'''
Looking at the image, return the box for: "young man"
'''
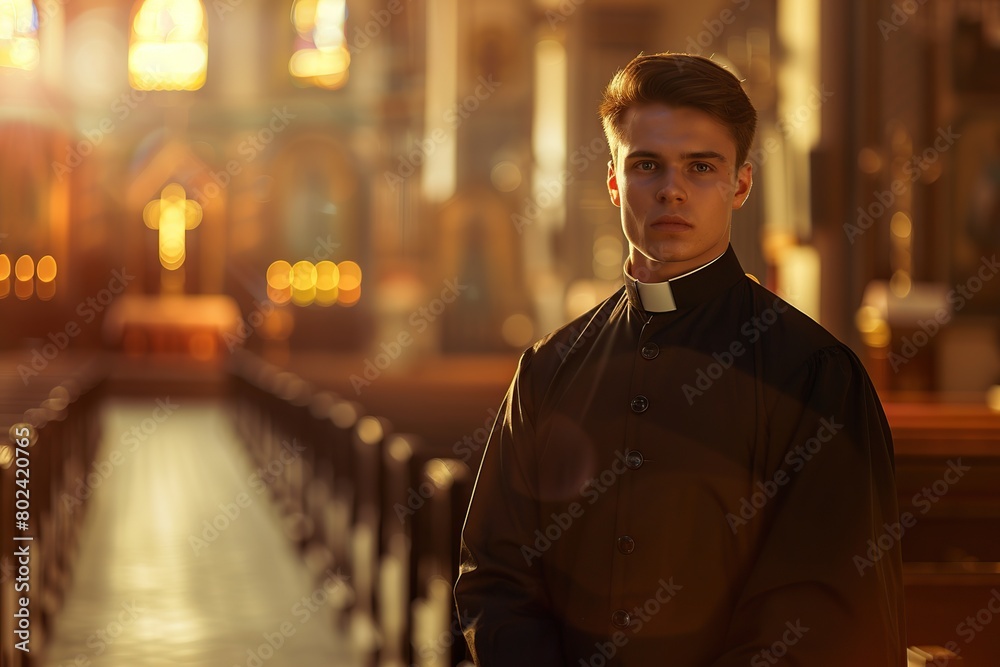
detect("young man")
[455,53,906,666]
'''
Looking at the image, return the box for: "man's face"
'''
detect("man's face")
[607,103,752,282]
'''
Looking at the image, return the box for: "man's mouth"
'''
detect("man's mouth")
[651,215,692,231]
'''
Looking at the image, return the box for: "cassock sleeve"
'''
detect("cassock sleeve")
[711,346,907,667]
[453,348,564,665]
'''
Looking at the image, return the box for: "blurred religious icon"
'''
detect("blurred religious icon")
[143,183,203,271]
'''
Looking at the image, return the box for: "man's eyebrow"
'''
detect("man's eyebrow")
[682,151,728,162]
[624,150,729,162]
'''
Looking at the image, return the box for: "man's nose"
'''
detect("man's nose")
[656,170,686,202]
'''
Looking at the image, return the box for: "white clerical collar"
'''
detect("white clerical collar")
[623,252,726,313]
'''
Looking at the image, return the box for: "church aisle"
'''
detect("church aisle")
[43,399,356,667]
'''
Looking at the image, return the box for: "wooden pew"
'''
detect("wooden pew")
[0,357,106,667]
[408,456,474,667]
[227,350,484,666]
[886,399,1000,666]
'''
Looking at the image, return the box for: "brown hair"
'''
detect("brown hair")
[599,53,757,169]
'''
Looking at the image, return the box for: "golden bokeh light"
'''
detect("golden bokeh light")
[987,385,1000,414]
[315,287,339,307]
[356,415,384,445]
[0,254,9,281]
[267,261,293,290]
[288,46,350,79]
[315,260,340,290]
[36,255,57,282]
[338,286,361,307]
[890,270,912,298]
[129,0,208,91]
[144,184,202,270]
[291,261,318,291]
[0,0,40,72]
[426,458,455,491]
[855,305,891,349]
[501,313,535,348]
[14,255,34,281]
[267,258,361,307]
[890,212,912,239]
[0,444,13,470]
[291,285,317,307]
[337,261,362,290]
[289,0,350,90]
[388,436,412,463]
[490,161,522,193]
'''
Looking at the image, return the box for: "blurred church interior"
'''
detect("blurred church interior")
[1,0,1000,665]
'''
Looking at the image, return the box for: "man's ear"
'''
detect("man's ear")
[607,160,621,207]
[732,161,753,210]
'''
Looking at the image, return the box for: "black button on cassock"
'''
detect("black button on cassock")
[617,535,635,554]
[625,450,644,470]
[640,343,659,360]
[630,395,649,413]
[611,609,631,628]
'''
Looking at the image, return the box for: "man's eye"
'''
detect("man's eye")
[636,161,655,171]
[692,162,713,173]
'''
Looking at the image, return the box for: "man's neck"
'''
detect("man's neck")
[625,250,727,284]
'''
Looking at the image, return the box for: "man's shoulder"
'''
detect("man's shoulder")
[747,281,842,354]
[517,286,626,373]
[746,281,872,381]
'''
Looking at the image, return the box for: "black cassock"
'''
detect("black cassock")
[454,245,906,666]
